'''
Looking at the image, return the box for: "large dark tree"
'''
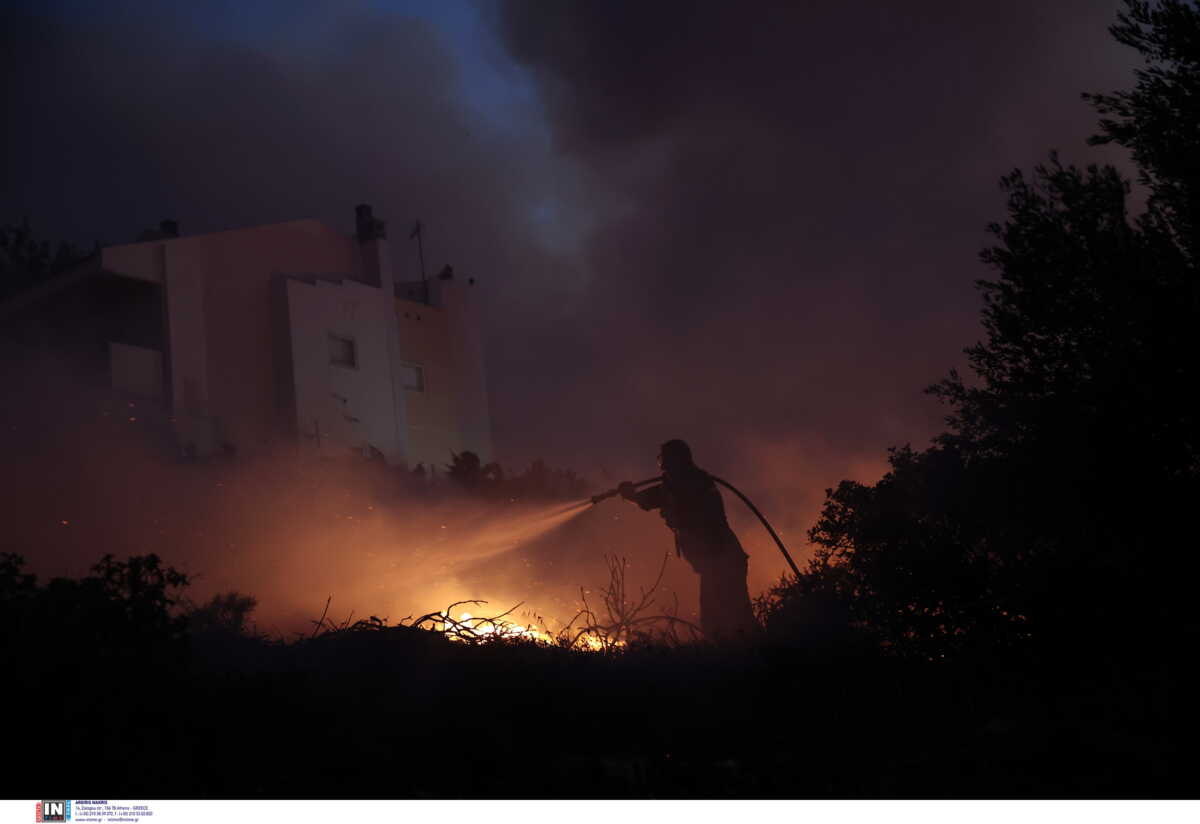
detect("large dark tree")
[1086,0,1200,262]
[779,0,1198,658]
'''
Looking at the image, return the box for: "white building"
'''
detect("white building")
[51,205,491,467]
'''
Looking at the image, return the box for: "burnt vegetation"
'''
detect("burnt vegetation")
[2,0,1186,799]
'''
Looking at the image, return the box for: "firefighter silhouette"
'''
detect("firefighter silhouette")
[619,439,758,639]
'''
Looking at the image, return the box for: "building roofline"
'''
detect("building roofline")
[103,217,347,252]
[0,213,374,318]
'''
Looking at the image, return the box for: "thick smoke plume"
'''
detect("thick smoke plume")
[2,353,692,633]
[3,1,1138,603]
[488,0,1137,590]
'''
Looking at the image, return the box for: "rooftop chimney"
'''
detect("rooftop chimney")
[159,219,179,238]
[355,203,392,293]
[355,203,386,242]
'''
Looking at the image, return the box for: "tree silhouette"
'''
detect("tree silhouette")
[444,450,481,485]
[790,0,1198,658]
[445,450,504,491]
[187,591,259,636]
[0,218,88,299]
[1085,0,1200,261]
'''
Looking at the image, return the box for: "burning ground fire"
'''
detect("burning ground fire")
[291,495,704,648]
[402,551,696,650]
[308,597,624,651]
[34,468,706,649]
[421,603,618,651]
[10,418,704,647]
[306,550,695,652]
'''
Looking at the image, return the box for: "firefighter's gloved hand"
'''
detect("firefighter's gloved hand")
[617,481,637,501]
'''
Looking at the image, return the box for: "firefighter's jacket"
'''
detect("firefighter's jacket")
[630,468,745,564]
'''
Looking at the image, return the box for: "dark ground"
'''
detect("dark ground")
[3,555,1171,799]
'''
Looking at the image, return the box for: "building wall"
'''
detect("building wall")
[394,278,493,469]
[161,245,213,453]
[286,277,408,463]
[181,220,361,455]
[431,279,493,462]
[100,216,491,467]
[109,342,163,400]
[102,241,162,285]
[394,296,458,469]
[105,220,361,456]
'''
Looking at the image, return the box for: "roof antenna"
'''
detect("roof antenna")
[409,219,428,303]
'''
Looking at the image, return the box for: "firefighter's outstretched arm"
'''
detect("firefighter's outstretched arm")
[620,481,664,511]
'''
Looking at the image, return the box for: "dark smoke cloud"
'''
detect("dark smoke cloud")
[3,1,1141,595]
[486,0,1138,585]
[0,0,616,612]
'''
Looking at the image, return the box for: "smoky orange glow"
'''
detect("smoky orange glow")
[2,356,897,640]
[0,363,679,635]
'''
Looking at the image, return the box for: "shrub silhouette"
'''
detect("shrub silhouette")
[186,591,259,637]
[1,552,190,672]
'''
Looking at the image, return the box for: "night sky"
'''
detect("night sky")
[3,0,1138,563]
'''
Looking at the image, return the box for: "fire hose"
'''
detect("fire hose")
[590,475,802,579]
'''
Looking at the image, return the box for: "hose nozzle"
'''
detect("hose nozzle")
[589,476,662,506]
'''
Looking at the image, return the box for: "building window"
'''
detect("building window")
[328,333,357,368]
[401,362,424,391]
